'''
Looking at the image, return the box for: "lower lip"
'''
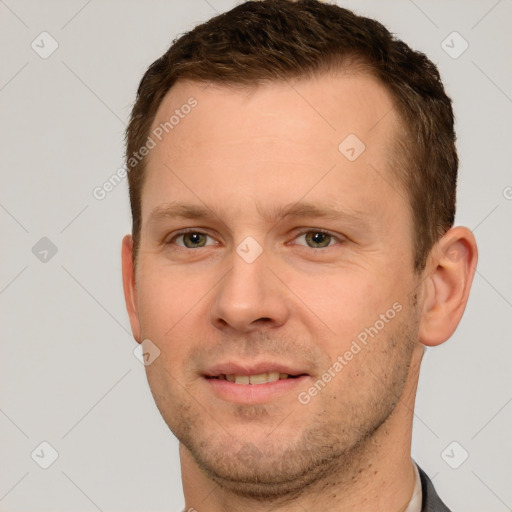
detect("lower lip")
[204,376,310,404]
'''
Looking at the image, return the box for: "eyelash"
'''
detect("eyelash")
[165,228,344,251]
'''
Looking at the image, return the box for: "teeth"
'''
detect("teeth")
[267,372,280,382]
[223,372,290,385]
[234,375,250,385]
[249,373,267,385]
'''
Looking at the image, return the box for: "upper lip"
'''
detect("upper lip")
[204,361,309,377]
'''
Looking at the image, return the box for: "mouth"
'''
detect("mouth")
[205,372,307,385]
[203,364,311,404]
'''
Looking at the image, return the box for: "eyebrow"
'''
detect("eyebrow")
[147,202,216,224]
[146,201,372,228]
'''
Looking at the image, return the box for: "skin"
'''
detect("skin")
[122,72,478,511]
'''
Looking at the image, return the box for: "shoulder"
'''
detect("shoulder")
[418,465,452,512]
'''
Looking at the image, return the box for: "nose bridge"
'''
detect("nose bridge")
[210,239,288,331]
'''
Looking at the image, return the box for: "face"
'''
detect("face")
[124,73,423,498]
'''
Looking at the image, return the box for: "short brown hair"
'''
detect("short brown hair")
[125,0,457,273]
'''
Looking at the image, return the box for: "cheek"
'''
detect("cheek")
[289,268,395,343]
[321,305,415,401]
[136,266,210,368]
[136,263,194,335]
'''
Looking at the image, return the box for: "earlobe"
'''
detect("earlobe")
[121,234,142,343]
[418,227,478,347]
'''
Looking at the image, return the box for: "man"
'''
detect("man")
[121,1,477,510]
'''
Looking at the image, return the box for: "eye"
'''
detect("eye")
[169,231,217,249]
[294,230,342,249]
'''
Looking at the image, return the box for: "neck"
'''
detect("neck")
[180,344,424,512]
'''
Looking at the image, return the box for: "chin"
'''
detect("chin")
[190,437,338,501]
[178,418,357,502]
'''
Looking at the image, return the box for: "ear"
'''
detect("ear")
[418,226,478,347]
[122,234,142,343]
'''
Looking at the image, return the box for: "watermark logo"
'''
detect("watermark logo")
[441,441,469,469]
[236,236,263,264]
[237,442,264,465]
[31,31,59,59]
[31,441,59,469]
[338,133,366,162]
[444,243,467,263]
[441,31,469,59]
[133,339,161,366]
[32,237,58,263]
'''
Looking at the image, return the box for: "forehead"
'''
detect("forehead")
[151,71,397,150]
[142,72,405,227]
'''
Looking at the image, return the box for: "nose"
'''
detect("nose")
[210,247,290,333]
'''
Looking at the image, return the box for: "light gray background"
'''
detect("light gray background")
[0,1,511,511]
